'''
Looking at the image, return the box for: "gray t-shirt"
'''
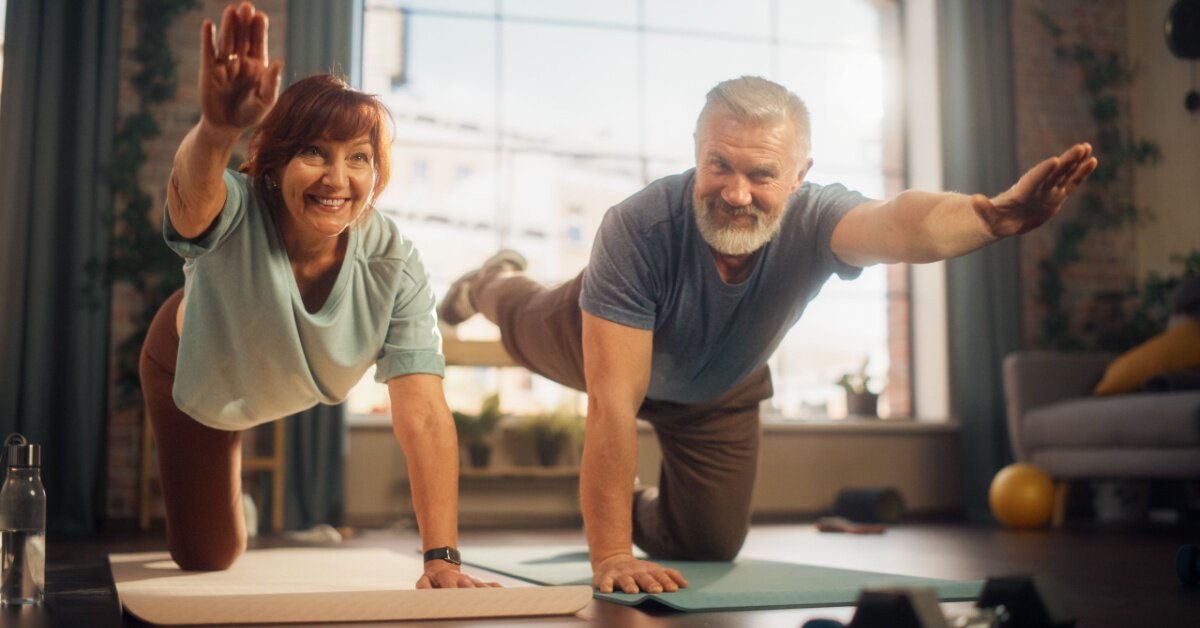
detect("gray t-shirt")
[165,169,444,430]
[580,169,866,404]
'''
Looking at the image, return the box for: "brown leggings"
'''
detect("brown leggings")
[487,273,774,560]
[139,289,247,570]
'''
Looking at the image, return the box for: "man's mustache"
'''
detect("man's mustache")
[705,197,766,219]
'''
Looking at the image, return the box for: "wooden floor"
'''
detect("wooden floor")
[16,521,1200,627]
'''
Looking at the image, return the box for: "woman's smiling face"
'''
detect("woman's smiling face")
[277,134,376,239]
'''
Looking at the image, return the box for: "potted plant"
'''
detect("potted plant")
[452,393,503,468]
[836,358,879,418]
[520,411,584,467]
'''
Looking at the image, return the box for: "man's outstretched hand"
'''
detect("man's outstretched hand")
[971,142,1098,238]
[592,553,689,594]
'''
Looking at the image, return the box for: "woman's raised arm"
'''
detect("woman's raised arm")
[168,2,284,239]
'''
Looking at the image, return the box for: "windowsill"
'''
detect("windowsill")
[757,416,959,434]
[346,412,959,433]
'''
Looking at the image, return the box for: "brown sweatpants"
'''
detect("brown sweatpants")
[489,272,774,560]
[139,289,247,571]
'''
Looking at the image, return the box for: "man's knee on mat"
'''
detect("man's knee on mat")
[677,530,747,562]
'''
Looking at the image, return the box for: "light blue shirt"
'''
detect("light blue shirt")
[165,169,443,430]
[580,170,866,404]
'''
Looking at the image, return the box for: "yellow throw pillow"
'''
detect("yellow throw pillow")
[1093,318,1200,395]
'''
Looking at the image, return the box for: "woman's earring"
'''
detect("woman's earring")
[265,173,279,191]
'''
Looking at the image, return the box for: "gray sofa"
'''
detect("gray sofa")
[1002,351,1200,523]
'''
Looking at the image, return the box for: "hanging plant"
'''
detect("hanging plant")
[1033,12,1162,351]
[93,0,200,407]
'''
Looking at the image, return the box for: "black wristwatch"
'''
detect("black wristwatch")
[423,546,461,566]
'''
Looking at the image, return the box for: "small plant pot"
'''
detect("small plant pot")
[535,439,563,467]
[467,442,492,468]
[846,391,879,417]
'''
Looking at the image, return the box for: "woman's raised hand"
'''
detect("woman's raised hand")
[200,2,284,132]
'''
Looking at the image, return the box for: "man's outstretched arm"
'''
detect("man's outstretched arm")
[831,143,1098,267]
[580,311,689,594]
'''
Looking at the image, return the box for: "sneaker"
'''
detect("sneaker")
[438,249,527,325]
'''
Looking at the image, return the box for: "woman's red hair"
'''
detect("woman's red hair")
[242,74,392,207]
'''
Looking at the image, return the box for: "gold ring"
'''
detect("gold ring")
[223,52,239,62]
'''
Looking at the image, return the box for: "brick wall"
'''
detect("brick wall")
[1011,0,1137,349]
[885,263,911,417]
[106,0,287,524]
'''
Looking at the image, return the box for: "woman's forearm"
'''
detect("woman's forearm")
[168,118,242,239]
[395,410,460,550]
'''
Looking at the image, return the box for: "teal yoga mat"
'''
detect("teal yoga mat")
[466,546,982,612]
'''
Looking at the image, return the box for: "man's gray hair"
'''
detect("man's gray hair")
[697,76,811,160]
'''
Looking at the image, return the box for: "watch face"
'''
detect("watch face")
[1167,0,1200,59]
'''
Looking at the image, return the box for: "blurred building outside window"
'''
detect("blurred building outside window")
[349,0,908,424]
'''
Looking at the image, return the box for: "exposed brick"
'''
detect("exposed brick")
[1012,0,1137,349]
[105,0,287,525]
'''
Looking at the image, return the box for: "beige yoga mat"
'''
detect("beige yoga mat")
[109,547,592,625]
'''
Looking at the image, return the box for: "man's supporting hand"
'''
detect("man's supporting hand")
[591,553,689,594]
[973,142,1098,237]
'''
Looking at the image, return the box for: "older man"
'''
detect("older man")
[439,76,1096,595]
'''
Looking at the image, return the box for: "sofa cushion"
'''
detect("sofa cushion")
[1029,448,1200,478]
[1093,318,1200,395]
[1022,391,1200,450]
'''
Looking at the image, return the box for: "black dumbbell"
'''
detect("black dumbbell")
[800,575,1075,628]
[1179,545,1199,586]
[977,575,1075,628]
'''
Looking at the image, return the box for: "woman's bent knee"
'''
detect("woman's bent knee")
[168,532,246,571]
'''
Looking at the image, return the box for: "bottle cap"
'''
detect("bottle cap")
[6,443,41,468]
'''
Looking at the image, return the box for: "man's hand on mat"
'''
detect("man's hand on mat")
[592,554,689,594]
[417,563,502,589]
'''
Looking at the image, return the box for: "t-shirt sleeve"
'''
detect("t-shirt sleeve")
[810,182,870,281]
[374,244,446,383]
[579,206,662,330]
[163,169,247,259]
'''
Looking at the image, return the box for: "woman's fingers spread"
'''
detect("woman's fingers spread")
[234,2,254,56]
[200,20,216,70]
[259,58,284,103]
[218,4,238,56]
[249,11,268,61]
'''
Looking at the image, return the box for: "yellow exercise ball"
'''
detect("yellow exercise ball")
[989,463,1055,528]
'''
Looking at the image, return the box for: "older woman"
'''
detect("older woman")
[138,2,493,588]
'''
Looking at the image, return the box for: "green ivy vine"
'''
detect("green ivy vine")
[100,0,200,407]
[1033,12,1198,352]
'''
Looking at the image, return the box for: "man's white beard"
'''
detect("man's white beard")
[694,196,783,256]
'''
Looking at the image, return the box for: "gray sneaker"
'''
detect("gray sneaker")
[438,249,527,325]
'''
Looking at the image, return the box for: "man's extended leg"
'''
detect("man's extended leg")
[632,367,773,561]
[444,256,588,392]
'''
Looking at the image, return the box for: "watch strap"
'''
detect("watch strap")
[423,546,461,565]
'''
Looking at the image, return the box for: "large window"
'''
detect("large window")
[352,0,908,420]
[1,0,6,118]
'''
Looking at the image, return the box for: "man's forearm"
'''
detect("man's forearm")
[880,190,997,263]
[580,406,640,567]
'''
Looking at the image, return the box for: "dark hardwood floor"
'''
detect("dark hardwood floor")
[12,521,1200,627]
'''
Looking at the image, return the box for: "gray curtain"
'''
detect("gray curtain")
[937,0,1022,522]
[280,0,364,530]
[0,0,121,534]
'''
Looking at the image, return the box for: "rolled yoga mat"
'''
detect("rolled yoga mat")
[109,547,591,625]
[465,546,982,612]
